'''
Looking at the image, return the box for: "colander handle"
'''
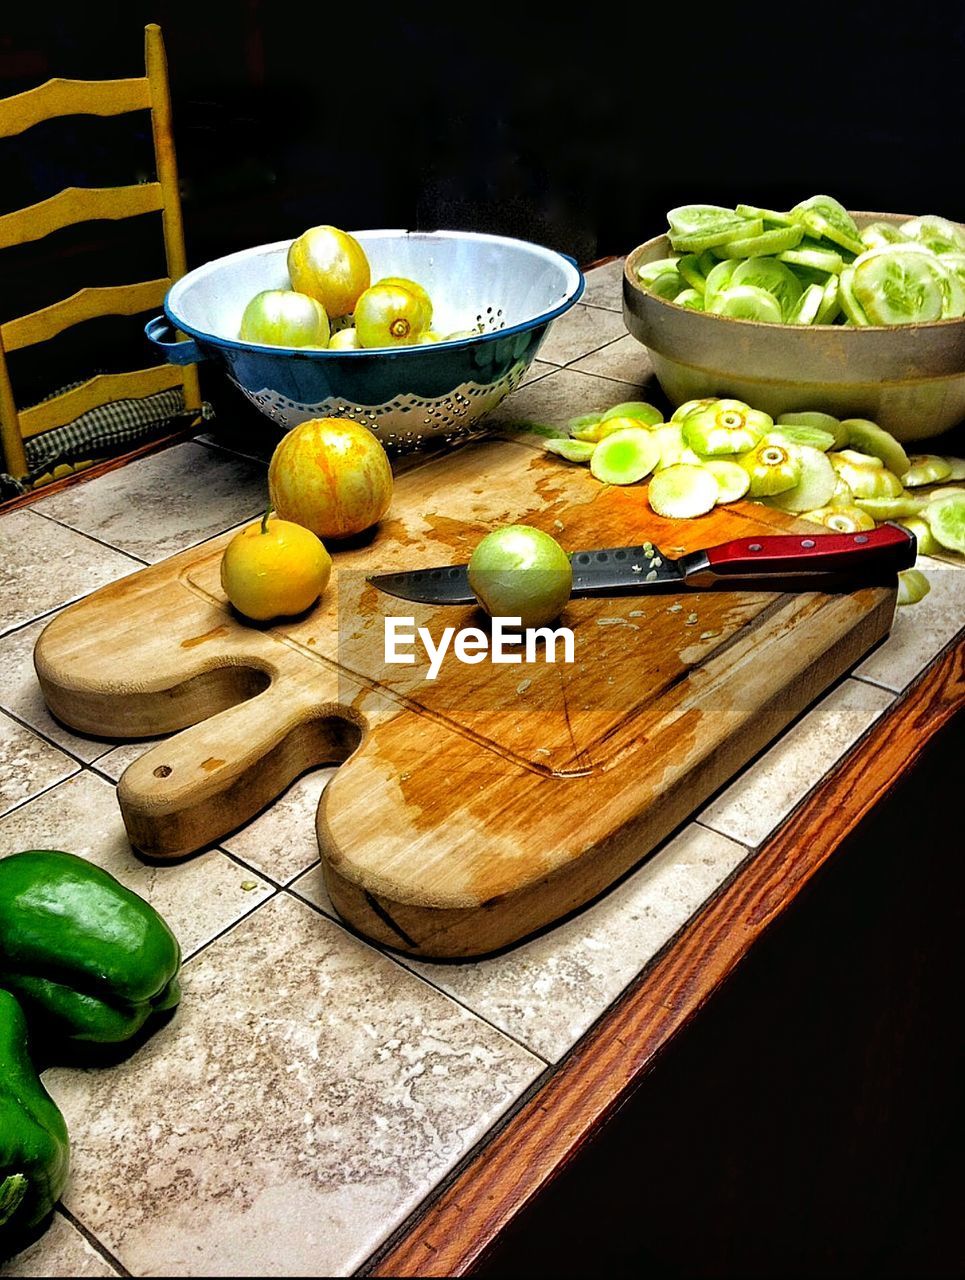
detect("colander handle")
[145,315,206,365]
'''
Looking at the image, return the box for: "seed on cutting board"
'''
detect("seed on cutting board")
[668,603,683,612]
[516,679,532,694]
[700,630,722,640]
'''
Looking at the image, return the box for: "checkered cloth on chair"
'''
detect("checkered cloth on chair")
[1,382,212,498]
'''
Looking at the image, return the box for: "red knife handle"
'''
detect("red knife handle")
[704,523,916,577]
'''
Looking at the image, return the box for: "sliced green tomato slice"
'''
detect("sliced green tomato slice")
[900,215,965,255]
[677,254,706,294]
[896,569,931,606]
[670,220,764,253]
[902,455,952,487]
[942,456,965,480]
[675,288,705,310]
[738,436,802,497]
[648,464,720,518]
[707,284,783,323]
[652,423,688,469]
[778,411,847,448]
[636,257,682,285]
[682,399,771,456]
[666,204,745,237]
[859,222,910,251]
[600,401,663,426]
[732,257,803,319]
[814,273,841,325]
[703,260,740,311]
[801,504,876,533]
[671,398,719,424]
[842,419,910,478]
[563,417,601,442]
[589,428,661,485]
[925,494,965,553]
[852,493,924,520]
[777,241,846,275]
[667,206,762,252]
[712,224,804,260]
[770,424,836,451]
[791,196,864,255]
[932,257,965,317]
[851,251,944,324]
[764,446,836,511]
[901,516,939,557]
[648,270,685,301]
[939,253,965,290]
[736,203,795,226]
[544,438,597,462]
[703,458,750,504]
[830,449,904,499]
[787,282,825,325]
[838,268,870,325]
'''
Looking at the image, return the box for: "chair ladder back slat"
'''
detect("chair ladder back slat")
[0,184,164,250]
[1,279,172,353]
[0,77,151,140]
[18,365,185,440]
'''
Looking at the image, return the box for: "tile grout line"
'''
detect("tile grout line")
[560,332,631,368]
[283,885,553,1068]
[0,704,113,769]
[24,507,151,567]
[55,1204,131,1277]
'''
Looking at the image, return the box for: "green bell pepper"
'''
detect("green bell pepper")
[0,851,182,1045]
[0,988,69,1248]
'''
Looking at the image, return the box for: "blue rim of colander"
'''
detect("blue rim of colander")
[162,229,585,360]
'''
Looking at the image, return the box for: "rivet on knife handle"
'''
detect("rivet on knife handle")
[703,523,916,577]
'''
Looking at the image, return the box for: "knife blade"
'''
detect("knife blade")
[367,523,916,606]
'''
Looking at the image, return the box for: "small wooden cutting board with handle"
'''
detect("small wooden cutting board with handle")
[35,436,895,957]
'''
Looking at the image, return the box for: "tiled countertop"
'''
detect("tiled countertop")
[1,260,963,1278]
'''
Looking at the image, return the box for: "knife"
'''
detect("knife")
[367,523,916,606]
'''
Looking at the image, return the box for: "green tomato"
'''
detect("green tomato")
[287,225,371,318]
[355,283,426,348]
[467,526,572,628]
[239,290,330,349]
[328,327,360,350]
[377,277,434,332]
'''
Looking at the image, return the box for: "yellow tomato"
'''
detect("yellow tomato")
[268,418,393,541]
[220,514,332,622]
[287,226,370,318]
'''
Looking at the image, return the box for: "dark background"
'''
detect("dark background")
[2,2,964,404]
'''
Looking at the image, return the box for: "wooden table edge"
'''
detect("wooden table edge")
[368,636,964,1278]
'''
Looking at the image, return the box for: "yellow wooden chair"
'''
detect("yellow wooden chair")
[0,23,201,481]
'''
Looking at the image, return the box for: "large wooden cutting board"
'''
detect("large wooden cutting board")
[35,436,895,957]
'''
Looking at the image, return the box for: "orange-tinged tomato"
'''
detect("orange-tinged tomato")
[220,515,332,622]
[268,418,393,540]
[287,226,370,318]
